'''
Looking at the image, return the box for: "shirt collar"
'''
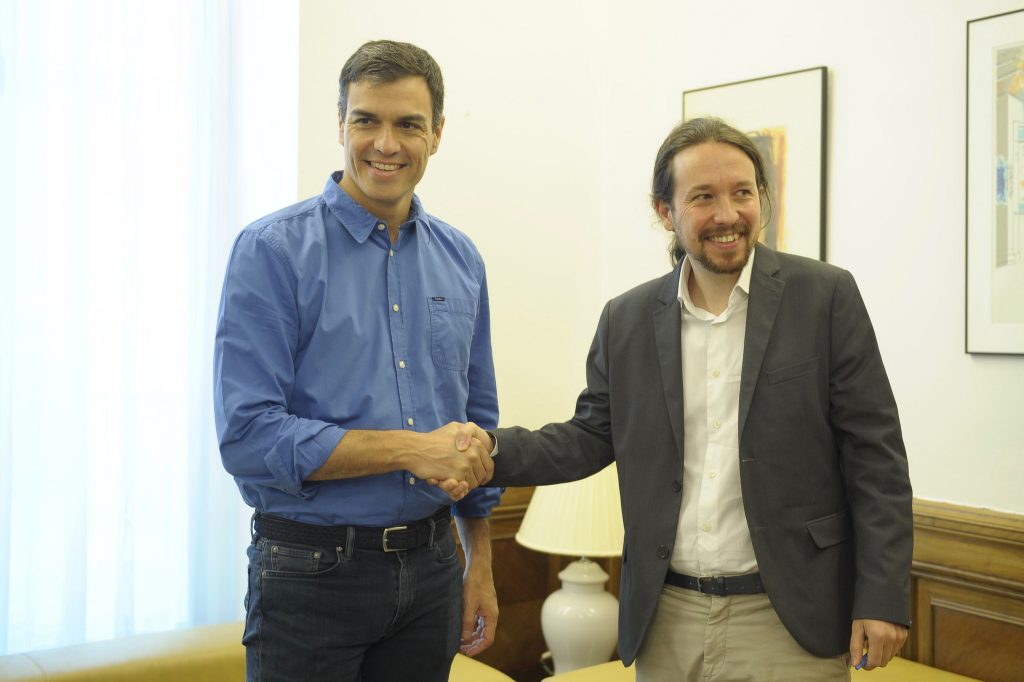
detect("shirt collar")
[677,247,757,318]
[322,171,430,245]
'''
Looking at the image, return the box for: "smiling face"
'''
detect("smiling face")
[338,75,443,227]
[656,141,762,278]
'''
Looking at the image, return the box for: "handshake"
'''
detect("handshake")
[416,422,496,502]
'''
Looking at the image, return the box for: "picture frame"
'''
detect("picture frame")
[966,9,1024,355]
[682,66,828,262]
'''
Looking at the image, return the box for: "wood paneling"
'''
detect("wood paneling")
[477,540,549,678]
[910,500,1024,682]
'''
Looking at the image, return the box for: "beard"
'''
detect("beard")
[690,240,754,274]
[681,225,756,275]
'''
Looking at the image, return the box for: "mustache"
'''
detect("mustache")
[700,223,750,240]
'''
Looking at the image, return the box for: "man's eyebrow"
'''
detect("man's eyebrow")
[347,109,377,120]
[397,114,429,124]
[346,109,429,125]
[686,179,755,192]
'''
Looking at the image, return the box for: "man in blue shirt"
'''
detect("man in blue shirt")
[214,40,501,682]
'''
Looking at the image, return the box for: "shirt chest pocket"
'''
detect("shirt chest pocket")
[427,297,477,372]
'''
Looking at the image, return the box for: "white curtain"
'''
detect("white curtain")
[0,0,298,654]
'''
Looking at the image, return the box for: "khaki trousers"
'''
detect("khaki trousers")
[635,585,850,682]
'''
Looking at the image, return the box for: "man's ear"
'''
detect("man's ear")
[337,111,345,146]
[655,200,674,232]
[430,116,445,155]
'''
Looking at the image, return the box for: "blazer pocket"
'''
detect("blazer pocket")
[766,356,819,385]
[806,508,853,549]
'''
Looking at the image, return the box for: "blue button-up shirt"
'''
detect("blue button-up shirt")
[214,172,501,525]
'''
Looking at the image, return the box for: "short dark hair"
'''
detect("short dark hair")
[651,117,772,265]
[337,40,444,128]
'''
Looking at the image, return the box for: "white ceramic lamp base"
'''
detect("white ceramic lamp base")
[541,557,619,675]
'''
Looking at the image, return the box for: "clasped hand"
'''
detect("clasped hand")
[418,422,495,501]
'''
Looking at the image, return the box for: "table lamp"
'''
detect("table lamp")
[515,463,624,676]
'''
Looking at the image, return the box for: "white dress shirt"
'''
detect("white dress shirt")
[670,251,759,577]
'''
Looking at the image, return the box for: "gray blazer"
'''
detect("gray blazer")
[490,244,912,664]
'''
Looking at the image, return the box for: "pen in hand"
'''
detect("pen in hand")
[855,653,868,670]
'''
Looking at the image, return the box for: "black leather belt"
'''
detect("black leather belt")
[253,508,450,552]
[666,570,765,596]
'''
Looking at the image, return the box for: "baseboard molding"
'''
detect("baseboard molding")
[910,499,1024,682]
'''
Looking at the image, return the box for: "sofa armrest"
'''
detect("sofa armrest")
[0,621,245,682]
[0,621,514,682]
[542,657,982,681]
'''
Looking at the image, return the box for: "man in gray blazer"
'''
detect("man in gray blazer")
[454,118,912,680]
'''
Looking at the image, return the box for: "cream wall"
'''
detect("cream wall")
[298,0,1024,514]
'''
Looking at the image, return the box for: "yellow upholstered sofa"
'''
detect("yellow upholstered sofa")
[0,621,513,682]
[544,658,981,681]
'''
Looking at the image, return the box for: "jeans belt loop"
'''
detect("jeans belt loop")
[381,525,408,552]
[427,516,438,549]
[344,526,356,559]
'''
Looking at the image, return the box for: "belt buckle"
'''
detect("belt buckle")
[382,525,408,552]
[698,576,725,595]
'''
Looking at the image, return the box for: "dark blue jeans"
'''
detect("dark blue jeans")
[242,525,463,681]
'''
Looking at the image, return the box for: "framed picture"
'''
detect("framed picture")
[967,9,1024,355]
[683,67,827,261]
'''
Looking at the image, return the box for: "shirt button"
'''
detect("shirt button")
[702,523,712,532]
[712,419,721,429]
[399,360,406,369]
[392,304,400,312]
[657,545,669,559]
[712,370,720,378]
[708,471,717,479]
[408,476,415,485]
[389,249,394,257]
[671,480,682,492]
[377,223,386,231]
[407,417,414,426]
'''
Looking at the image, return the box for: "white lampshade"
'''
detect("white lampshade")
[515,463,625,675]
[515,463,624,558]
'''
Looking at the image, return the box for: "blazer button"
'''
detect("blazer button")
[671,480,682,492]
[657,545,669,559]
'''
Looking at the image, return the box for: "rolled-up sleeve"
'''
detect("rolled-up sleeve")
[454,266,502,518]
[213,227,346,496]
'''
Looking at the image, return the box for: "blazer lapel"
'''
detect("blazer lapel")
[654,263,685,459]
[739,245,785,448]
